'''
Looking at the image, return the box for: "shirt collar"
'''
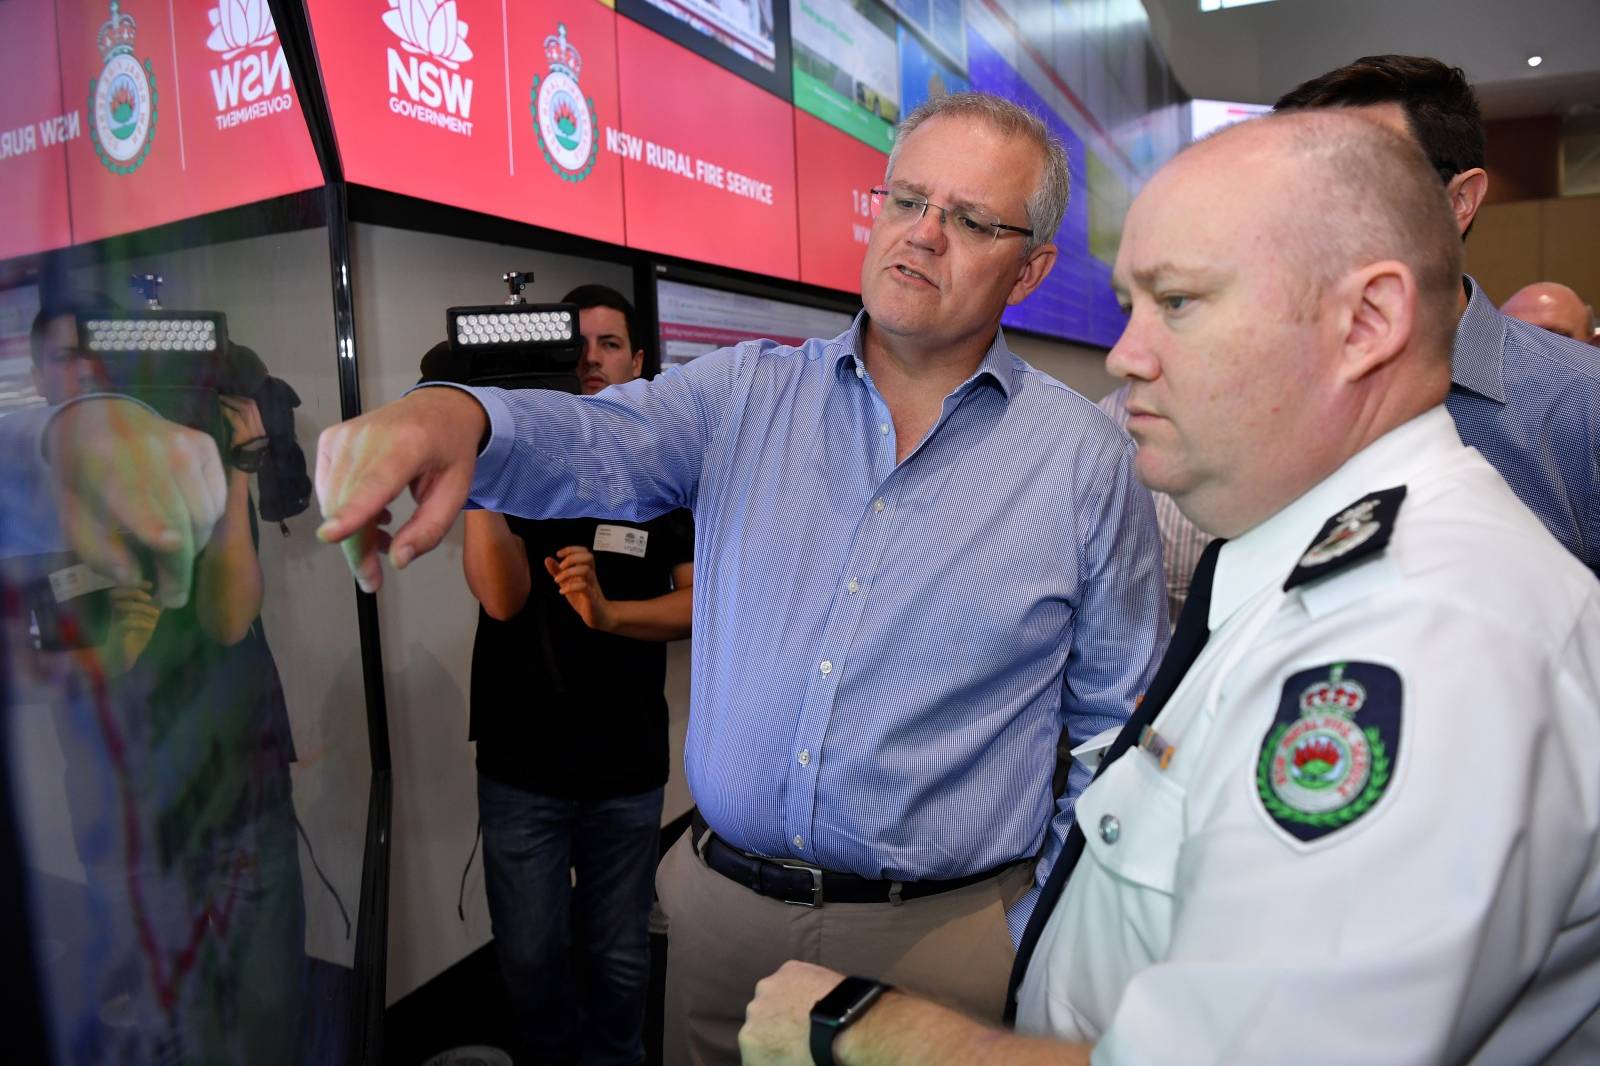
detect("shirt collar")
[1451,275,1508,404]
[833,312,1016,400]
[1208,406,1463,630]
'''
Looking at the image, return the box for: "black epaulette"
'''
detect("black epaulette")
[1283,486,1407,592]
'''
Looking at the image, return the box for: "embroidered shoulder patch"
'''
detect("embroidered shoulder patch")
[1283,486,1406,591]
[1256,661,1402,845]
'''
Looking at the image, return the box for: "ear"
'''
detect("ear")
[1007,243,1058,306]
[1445,168,1488,236]
[1333,261,1415,383]
[630,349,645,379]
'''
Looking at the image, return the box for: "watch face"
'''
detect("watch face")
[812,976,883,1024]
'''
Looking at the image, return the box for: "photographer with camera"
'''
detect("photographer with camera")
[457,284,693,1066]
[2,292,311,1065]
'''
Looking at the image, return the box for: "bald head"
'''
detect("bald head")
[1186,111,1464,359]
[1502,282,1595,343]
[1108,111,1466,537]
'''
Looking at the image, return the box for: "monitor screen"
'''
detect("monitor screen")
[616,0,792,99]
[656,276,855,367]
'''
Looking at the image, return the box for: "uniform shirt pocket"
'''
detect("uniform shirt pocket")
[1075,751,1186,960]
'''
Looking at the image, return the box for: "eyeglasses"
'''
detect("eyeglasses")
[869,187,1034,248]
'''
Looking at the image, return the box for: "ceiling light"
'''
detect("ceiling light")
[1528,55,1543,67]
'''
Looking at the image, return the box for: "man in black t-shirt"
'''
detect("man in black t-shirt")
[461,285,693,1066]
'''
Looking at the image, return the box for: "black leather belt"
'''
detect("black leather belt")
[690,811,1009,908]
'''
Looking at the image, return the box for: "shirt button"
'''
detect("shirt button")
[794,835,805,849]
[847,578,860,594]
[873,498,885,513]
[820,660,833,676]
[854,366,864,378]
[879,423,889,435]
[1099,813,1121,845]
[798,749,811,766]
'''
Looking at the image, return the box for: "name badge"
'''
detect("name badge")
[49,563,116,603]
[593,524,648,558]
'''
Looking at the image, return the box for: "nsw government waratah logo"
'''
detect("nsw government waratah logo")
[207,1,293,130]
[207,0,276,58]
[531,25,597,183]
[89,0,157,174]
[385,0,476,135]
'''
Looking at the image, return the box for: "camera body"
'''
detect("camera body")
[420,301,584,393]
[73,309,241,453]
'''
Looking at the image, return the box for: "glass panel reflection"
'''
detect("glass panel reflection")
[1,4,369,1063]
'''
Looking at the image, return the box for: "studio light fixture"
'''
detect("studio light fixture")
[80,314,223,353]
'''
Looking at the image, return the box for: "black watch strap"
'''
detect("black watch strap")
[810,976,891,1066]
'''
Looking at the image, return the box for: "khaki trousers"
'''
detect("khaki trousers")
[655,832,1032,1066]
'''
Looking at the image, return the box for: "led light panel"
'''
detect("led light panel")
[447,305,578,351]
[77,312,226,354]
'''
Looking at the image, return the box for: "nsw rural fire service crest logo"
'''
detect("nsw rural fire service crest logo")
[89,0,158,174]
[1256,661,1402,845]
[531,24,597,182]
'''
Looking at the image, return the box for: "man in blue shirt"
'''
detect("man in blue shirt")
[1275,55,1600,575]
[314,91,1167,1064]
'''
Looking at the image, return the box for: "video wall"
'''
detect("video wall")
[1,0,1186,348]
[0,0,323,260]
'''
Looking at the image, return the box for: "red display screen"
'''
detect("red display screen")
[309,0,632,246]
[0,1,73,261]
[509,0,627,246]
[309,0,509,212]
[794,110,887,295]
[56,0,321,247]
[614,17,798,279]
[311,2,802,279]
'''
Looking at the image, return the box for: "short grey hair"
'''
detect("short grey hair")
[885,91,1069,254]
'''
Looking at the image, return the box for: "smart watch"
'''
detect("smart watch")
[810,976,891,1066]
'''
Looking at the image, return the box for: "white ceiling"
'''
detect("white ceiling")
[1142,0,1600,120]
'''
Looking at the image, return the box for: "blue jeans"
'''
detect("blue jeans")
[477,773,663,1066]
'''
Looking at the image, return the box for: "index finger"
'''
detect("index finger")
[317,455,406,546]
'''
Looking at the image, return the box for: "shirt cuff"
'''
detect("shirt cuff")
[405,381,514,501]
[1007,883,1041,947]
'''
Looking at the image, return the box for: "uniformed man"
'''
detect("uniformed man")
[736,110,1600,1065]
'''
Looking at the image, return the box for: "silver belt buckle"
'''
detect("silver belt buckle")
[779,861,824,907]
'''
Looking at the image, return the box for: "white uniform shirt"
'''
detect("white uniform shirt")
[1016,408,1600,1064]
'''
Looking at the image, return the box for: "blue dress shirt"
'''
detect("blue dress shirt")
[1448,277,1600,575]
[455,315,1168,929]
